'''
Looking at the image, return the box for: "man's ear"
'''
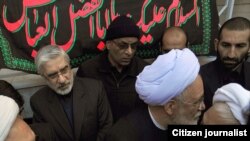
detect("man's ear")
[163,100,177,115]
[214,39,219,52]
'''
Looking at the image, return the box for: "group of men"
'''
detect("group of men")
[0,15,250,141]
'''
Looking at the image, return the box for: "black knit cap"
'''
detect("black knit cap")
[105,15,140,41]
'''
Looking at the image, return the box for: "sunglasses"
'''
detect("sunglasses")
[112,40,139,50]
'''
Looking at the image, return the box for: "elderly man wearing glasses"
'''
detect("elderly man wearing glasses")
[76,15,148,123]
[105,48,205,141]
[30,45,113,141]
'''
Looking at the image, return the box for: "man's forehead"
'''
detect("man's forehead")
[43,56,68,71]
[221,29,250,37]
[220,31,250,45]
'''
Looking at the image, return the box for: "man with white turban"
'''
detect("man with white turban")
[105,48,205,141]
[0,95,35,141]
[202,83,250,125]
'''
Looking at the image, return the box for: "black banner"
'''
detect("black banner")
[0,0,219,73]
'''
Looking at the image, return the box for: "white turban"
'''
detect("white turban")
[213,83,250,125]
[135,48,200,105]
[0,95,19,141]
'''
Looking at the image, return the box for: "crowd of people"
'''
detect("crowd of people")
[0,15,250,141]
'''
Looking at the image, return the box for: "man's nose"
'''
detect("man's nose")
[227,47,236,58]
[57,73,66,83]
[125,46,133,55]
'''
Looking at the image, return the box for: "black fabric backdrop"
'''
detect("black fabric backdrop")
[0,0,219,73]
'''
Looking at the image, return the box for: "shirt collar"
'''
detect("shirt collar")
[148,106,167,130]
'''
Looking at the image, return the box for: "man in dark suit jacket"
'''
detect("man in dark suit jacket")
[77,15,148,122]
[200,17,250,112]
[30,45,113,141]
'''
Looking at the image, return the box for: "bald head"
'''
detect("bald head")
[202,102,240,125]
[5,116,35,141]
[160,27,188,54]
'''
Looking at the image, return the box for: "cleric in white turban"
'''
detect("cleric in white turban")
[213,83,250,125]
[135,48,200,105]
[0,95,19,141]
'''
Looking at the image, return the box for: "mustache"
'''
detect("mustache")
[58,82,69,88]
[222,57,238,62]
[196,112,201,118]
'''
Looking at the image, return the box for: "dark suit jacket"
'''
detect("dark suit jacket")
[76,52,148,122]
[200,60,250,110]
[30,123,57,141]
[30,77,113,141]
[105,107,168,141]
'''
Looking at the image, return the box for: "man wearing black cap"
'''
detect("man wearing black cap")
[77,15,148,122]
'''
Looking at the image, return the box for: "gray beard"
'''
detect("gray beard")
[47,74,74,95]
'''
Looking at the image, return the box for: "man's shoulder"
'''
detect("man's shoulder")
[77,55,103,77]
[74,77,104,92]
[32,86,50,97]
[106,113,138,140]
[244,61,250,67]
[200,60,217,73]
[115,107,148,127]
[132,56,149,70]
[134,56,149,65]
[73,77,105,100]
[79,54,103,68]
[106,108,149,141]
[75,76,102,85]
[30,86,51,103]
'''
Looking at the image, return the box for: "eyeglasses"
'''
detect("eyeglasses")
[112,40,139,50]
[45,65,70,80]
[177,96,204,108]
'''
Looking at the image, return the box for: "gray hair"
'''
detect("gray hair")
[35,45,70,74]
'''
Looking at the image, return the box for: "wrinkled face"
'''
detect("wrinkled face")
[215,29,250,70]
[171,75,205,125]
[5,116,35,141]
[161,30,187,54]
[42,56,74,95]
[106,37,138,70]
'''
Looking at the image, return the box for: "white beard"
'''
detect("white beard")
[47,73,74,95]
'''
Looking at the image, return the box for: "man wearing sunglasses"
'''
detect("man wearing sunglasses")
[77,15,148,122]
